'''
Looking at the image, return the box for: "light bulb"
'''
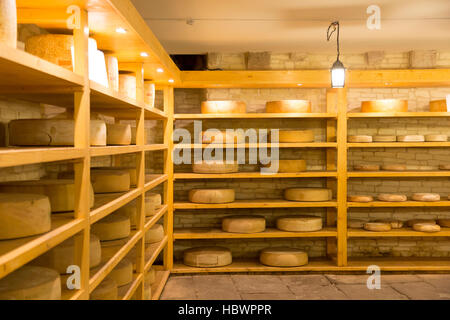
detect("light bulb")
[140,52,149,57]
[156,68,164,73]
[116,27,127,34]
[330,60,345,88]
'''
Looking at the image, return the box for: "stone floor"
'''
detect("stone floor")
[160,274,450,300]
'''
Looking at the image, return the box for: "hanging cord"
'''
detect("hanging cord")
[327,21,340,60]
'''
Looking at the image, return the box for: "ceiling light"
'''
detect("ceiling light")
[168,79,174,83]
[297,84,303,86]
[140,52,149,57]
[327,21,345,88]
[116,27,127,34]
[156,68,164,73]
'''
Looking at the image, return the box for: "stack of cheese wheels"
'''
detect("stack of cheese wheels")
[32,234,101,274]
[130,126,149,145]
[0,0,17,47]
[430,99,448,112]
[91,169,131,193]
[348,219,366,229]
[201,130,245,144]
[144,81,155,108]
[0,179,94,212]
[221,215,266,233]
[116,193,162,228]
[284,188,332,202]
[361,99,408,113]
[94,167,137,187]
[189,189,235,204]
[347,195,374,203]
[381,164,407,171]
[364,222,392,232]
[413,222,441,233]
[439,164,450,170]
[276,215,322,232]
[259,247,308,267]
[9,119,107,146]
[406,219,436,227]
[106,124,132,145]
[262,160,306,173]
[373,135,397,142]
[183,246,232,268]
[378,194,407,202]
[376,219,404,229]
[411,193,440,202]
[145,223,164,243]
[108,258,133,287]
[192,161,238,174]
[0,193,51,240]
[425,134,447,142]
[277,130,314,143]
[265,100,311,113]
[397,135,424,142]
[119,73,137,100]
[0,266,61,300]
[348,135,372,143]
[354,164,380,171]
[92,212,131,241]
[201,101,246,114]
[90,278,118,300]
[105,55,119,91]
[438,219,450,227]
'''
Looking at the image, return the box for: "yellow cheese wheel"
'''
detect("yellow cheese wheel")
[145,223,164,244]
[372,135,397,142]
[105,55,119,92]
[439,164,450,170]
[144,81,155,108]
[0,193,51,240]
[119,73,136,100]
[183,246,232,268]
[276,215,322,232]
[375,219,404,229]
[201,130,245,144]
[406,219,436,227]
[9,119,107,146]
[189,189,235,204]
[284,188,332,202]
[25,34,74,70]
[347,195,374,203]
[106,123,132,145]
[192,161,238,173]
[437,219,450,227]
[405,165,434,171]
[108,258,133,287]
[262,160,306,173]
[430,99,448,112]
[377,194,407,202]
[381,164,407,171]
[32,234,101,274]
[0,266,61,300]
[413,223,441,233]
[397,135,424,142]
[0,179,94,212]
[364,222,392,232]
[353,164,380,171]
[259,247,308,267]
[222,215,266,233]
[424,134,447,142]
[278,130,314,143]
[91,169,130,193]
[117,193,162,228]
[348,135,372,143]
[348,219,366,229]
[92,212,130,241]
[90,278,118,300]
[94,167,136,187]
[361,99,408,113]
[201,101,246,114]
[0,0,17,47]
[130,126,149,145]
[412,193,440,202]
[265,100,311,113]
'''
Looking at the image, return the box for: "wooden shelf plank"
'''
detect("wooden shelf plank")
[144,174,168,192]
[90,80,144,110]
[144,237,168,273]
[118,273,143,300]
[90,145,142,157]
[0,147,85,168]
[175,113,337,120]
[151,270,170,300]
[144,205,168,233]
[348,227,450,237]
[347,257,450,271]
[174,227,337,239]
[175,171,337,179]
[348,112,450,118]
[62,288,85,301]
[348,171,450,178]
[90,189,141,224]
[174,142,337,149]
[143,144,168,152]
[348,142,450,148]
[348,201,450,207]
[174,199,338,210]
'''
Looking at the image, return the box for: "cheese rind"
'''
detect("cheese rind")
[348,219,366,229]
[105,55,119,91]
[222,215,266,233]
[90,278,118,300]
[94,167,136,187]
[353,164,380,171]
[144,81,155,108]
[381,164,407,171]
[109,258,133,287]
[411,193,440,202]
[119,74,136,100]
[25,34,74,70]
[348,135,372,143]
[372,135,397,142]
[259,247,308,267]
[201,101,246,114]
[91,169,131,193]
[106,123,132,145]
[397,135,425,142]
[189,189,235,204]
[406,219,436,227]
[145,223,164,243]
[265,100,311,113]
[92,212,130,241]
[424,134,447,142]
[347,195,373,203]
[364,222,392,232]
[376,219,404,229]
[276,215,322,232]
[284,188,332,202]
[278,130,314,143]
[361,99,408,113]
[413,223,441,233]
[262,160,306,173]
[377,194,407,202]
[183,246,232,267]
[429,99,448,112]
[192,161,239,174]
[437,219,450,227]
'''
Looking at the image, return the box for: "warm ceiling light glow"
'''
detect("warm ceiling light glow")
[297,83,303,86]
[156,68,164,73]
[140,52,149,57]
[327,21,346,88]
[115,27,127,34]
[168,79,174,83]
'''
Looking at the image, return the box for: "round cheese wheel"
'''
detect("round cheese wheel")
[348,219,366,229]
[222,215,266,233]
[278,130,314,143]
[372,135,397,142]
[425,134,447,142]
[348,135,372,143]
[144,81,155,108]
[0,193,51,240]
[439,164,450,170]
[381,164,407,171]
[106,123,132,145]
[94,167,136,187]
[262,160,306,173]
[145,223,164,244]
[100,238,136,261]
[397,135,425,142]
[108,258,133,287]
[118,193,162,228]
[105,55,119,92]
[405,165,434,171]
[130,126,149,145]
[201,130,245,144]
[437,219,450,227]
[284,188,332,202]
[33,234,101,274]
[25,34,74,70]
[89,169,130,193]
[361,99,408,113]
[364,222,392,232]
[119,73,136,100]
[265,100,311,113]
[0,179,94,212]
[90,278,118,300]
[413,223,441,233]
[430,99,448,112]
[353,164,380,171]
[201,101,246,114]
[406,219,436,227]
[9,119,107,146]
[347,195,374,203]
[189,189,235,204]
[0,266,61,300]
[259,247,308,267]
[377,194,407,202]
[375,219,404,229]
[192,161,238,174]
[276,215,322,232]
[412,193,440,202]
[0,0,17,47]
[92,212,130,241]
[183,246,232,268]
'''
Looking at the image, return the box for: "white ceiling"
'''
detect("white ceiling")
[131,0,450,54]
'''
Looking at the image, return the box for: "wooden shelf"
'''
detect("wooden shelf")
[0,147,85,168]
[151,270,170,300]
[174,113,336,120]
[144,205,168,233]
[348,201,450,208]
[346,257,450,271]
[174,227,337,240]
[144,144,168,152]
[62,288,85,301]
[90,145,142,157]
[175,171,337,179]
[91,189,141,224]
[144,237,168,273]
[348,112,450,118]
[175,142,337,149]
[348,171,450,178]
[118,273,143,300]
[174,199,337,210]
[348,227,450,237]
[348,142,450,148]
[144,174,168,192]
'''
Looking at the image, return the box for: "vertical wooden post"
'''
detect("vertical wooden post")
[72,9,90,300]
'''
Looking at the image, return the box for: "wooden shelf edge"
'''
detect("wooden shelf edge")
[144,205,168,233]
[348,171,450,178]
[0,147,86,168]
[174,171,338,179]
[119,273,143,300]
[144,174,168,192]
[174,113,337,120]
[348,227,450,237]
[151,270,170,300]
[90,188,141,224]
[174,200,338,210]
[348,142,450,148]
[348,201,450,207]
[90,145,142,157]
[174,143,337,149]
[144,237,168,273]
[143,144,168,152]
[348,112,450,118]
